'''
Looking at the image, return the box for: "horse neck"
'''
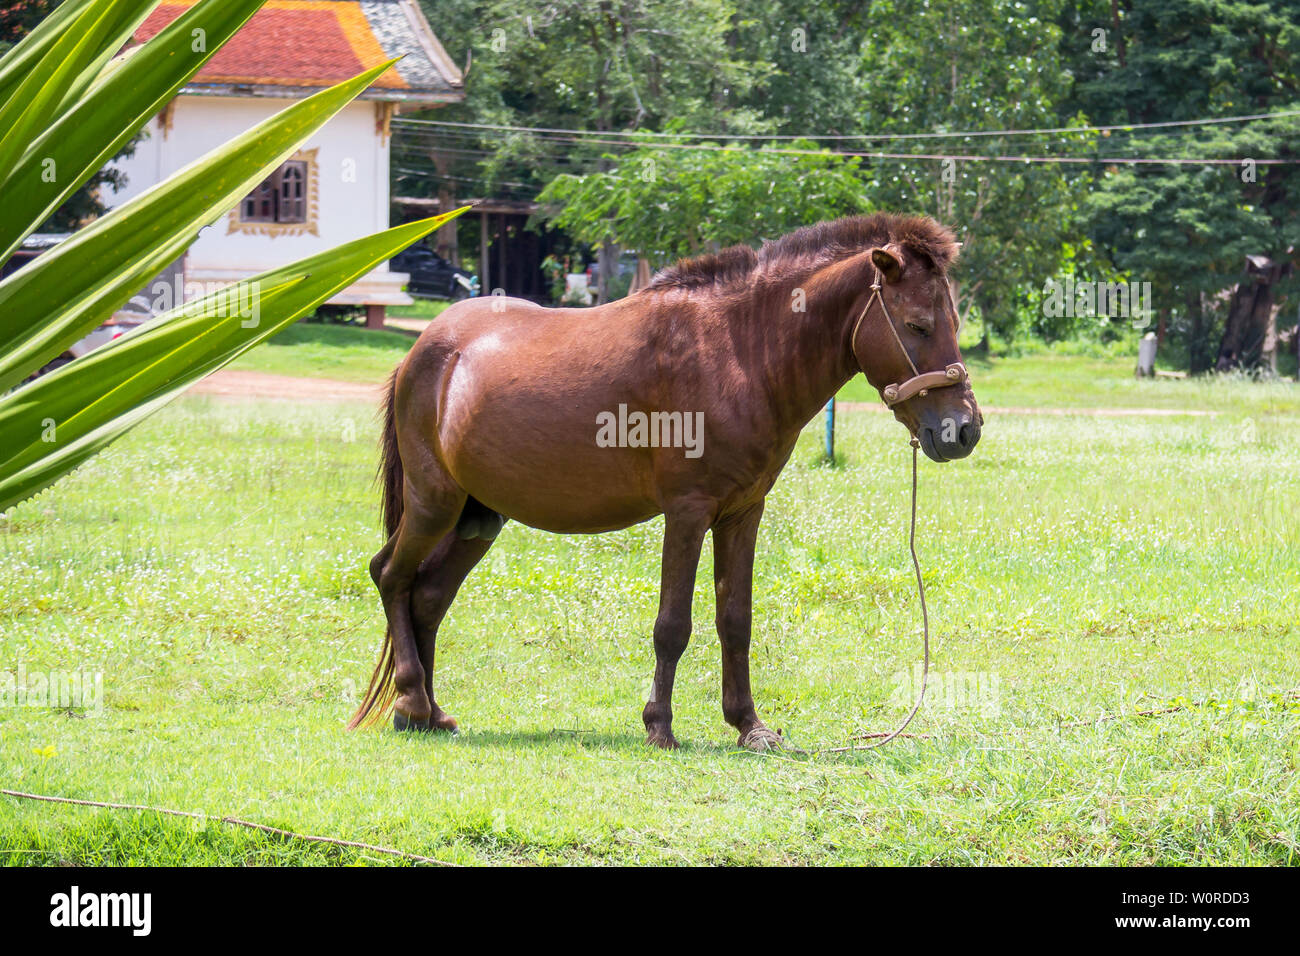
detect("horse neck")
[740,257,867,431]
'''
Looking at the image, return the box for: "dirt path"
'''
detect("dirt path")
[189,370,382,403]
[191,369,1220,417]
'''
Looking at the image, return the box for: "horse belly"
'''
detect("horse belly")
[441,406,661,534]
[417,307,691,533]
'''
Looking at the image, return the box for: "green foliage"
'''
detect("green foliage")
[532,0,1092,335]
[824,0,1088,341]
[409,0,768,200]
[1061,0,1300,370]
[0,0,132,229]
[538,139,870,260]
[728,0,872,136]
[0,0,56,56]
[0,0,465,512]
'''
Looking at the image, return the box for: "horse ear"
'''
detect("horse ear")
[871,245,905,284]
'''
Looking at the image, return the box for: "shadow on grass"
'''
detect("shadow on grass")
[387,726,664,753]
[380,724,744,755]
[382,724,907,766]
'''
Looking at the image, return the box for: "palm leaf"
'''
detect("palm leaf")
[0,0,463,514]
[0,58,398,392]
[0,210,467,513]
[0,0,269,260]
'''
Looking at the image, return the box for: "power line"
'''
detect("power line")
[393,107,1300,144]
[393,165,536,191]
[568,136,1295,164]
[394,122,1299,166]
[395,126,1297,166]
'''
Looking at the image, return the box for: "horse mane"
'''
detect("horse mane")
[645,213,960,292]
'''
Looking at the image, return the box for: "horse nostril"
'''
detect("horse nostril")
[958,423,976,449]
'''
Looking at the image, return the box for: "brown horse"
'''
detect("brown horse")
[349,213,982,750]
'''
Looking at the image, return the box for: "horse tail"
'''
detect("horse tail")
[347,366,404,730]
[379,365,404,539]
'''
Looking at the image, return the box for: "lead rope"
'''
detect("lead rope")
[841,436,930,752]
[824,270,930,753]
[773,260,948,756]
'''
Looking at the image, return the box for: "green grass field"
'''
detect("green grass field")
[386,299,455,320]
[225,322,419,383]
[2,330,1298,865]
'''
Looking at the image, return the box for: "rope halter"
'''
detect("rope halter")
[851,265,969,408]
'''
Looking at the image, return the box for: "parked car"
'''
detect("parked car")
[6,234,150,381]
[27,317,146,379]
[389,245,478,300]
[1,232,71,280]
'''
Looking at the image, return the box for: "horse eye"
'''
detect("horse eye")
[906,321,929,337]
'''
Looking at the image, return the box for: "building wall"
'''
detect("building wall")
[109,95,407,304]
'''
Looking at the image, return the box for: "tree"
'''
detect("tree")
[409,0,774,298]
[1217,254,1292,372]
[0,0,54,53]
[410,0,767,198]
[537,139,870,262]
[532,0,1087,323]
[852,0,1086,345]
[728,0,873,136]
[1061,0,1300,372]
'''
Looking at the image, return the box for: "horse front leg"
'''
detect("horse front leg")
[642,504,713,749]
[713,501,783,751]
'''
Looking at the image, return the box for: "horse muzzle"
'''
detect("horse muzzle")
[916,408,980,461]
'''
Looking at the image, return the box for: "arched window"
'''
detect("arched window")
[240,179,276,222]
[237,158,312,226]
[277,162,307,223]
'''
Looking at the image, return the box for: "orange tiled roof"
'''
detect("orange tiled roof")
[133,0,462,101]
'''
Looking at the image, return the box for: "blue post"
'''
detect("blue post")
[824,397,835,461]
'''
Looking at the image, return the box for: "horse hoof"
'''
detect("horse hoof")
[738,727,785,751]
[393,711,431,733]
[430,713,459,734]
[646,731,680,750]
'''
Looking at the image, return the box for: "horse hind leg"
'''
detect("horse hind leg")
[370,479,466,731]
[409,529,497,732]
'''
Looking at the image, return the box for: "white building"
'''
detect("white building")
[109,0,463,328]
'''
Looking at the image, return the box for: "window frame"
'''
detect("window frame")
[229,149,319,237]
